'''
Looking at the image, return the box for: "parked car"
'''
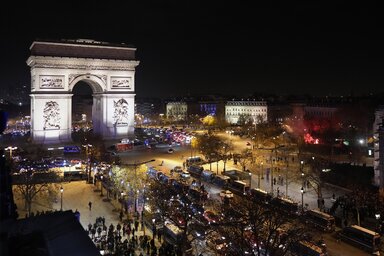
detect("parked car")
[173,166,183,173]
[219,190,234,198]
[203,210,221,224]
[206,231,228,253]
[180,170,191,180]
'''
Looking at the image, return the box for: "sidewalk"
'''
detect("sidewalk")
[15,180,163,255]
[85,181,163,255]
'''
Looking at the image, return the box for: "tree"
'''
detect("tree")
[303,156,329,209]
[201,114,217,128]
[197,132,223,171]
[217,196,308,256]
[218,140,234,172]
[110,163,149,215]
[238,149,252,172]
[13,168,60,216]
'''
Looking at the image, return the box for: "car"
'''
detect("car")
[168,148,175,154]
[190,202,204,215]
[203,210,221,224]
[219,190,234,198]
[180,170,191,180]
[173,166,183,173]
[206,231,228,253]
[173,212,186,227]
[191,223,207,240]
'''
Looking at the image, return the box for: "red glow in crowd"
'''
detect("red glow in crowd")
[304,133,320,144]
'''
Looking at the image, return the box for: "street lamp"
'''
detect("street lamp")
[4,146,17,160]
[375,213,381,232]
[100,175,104,196]
[82,143,93,184]
[249,172,252,189]
[301,187,304,213]
[60,186,64,211]
[264,144,284,196]
[120,192,125,211]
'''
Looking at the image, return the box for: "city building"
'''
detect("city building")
[166,101,188,121]
[225,100,268,125]
[373,106,384,188]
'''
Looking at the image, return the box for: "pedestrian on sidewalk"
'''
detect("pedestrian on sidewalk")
[119,210,124,222]
[88,201,92,210]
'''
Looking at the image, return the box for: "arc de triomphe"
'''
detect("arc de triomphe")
[27,39,139,144]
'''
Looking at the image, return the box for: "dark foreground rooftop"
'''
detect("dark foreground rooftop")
[0,210,99,256]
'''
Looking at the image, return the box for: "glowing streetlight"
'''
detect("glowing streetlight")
[300,187,305,213]
[60,186,64,211]
[4,146,17,159]
[100,175,104,196]
[120,192,125,211]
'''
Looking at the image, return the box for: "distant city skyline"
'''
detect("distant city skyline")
[1,2,383,99]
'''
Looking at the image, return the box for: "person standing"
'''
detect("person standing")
[119,210,123,222]
[88,201,92,211]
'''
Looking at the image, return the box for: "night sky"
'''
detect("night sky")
[1,1,382,98]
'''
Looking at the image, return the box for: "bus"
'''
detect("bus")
[304,209,335,232]
[338,225,381,254]
[164,221,183,244]
[201,169,215,182]
[249,188,272,204]
[270,197,299,216]
[228,180,250,196]
[211,175,230,188]
[291,240,327,256]
[186,156,205,167]
[187,165,204,177]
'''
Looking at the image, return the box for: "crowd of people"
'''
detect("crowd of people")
[86,215,185,256]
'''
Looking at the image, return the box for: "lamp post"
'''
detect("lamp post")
[301,187,304,213]
[261,144,284,196]
[261,161,264,180]
[60,186,64,211]
[82,143,93,184]
[375,213,381,232]
[285,159,289,197]
[5,146,17,160]
[120,192,125,211]
[249,172,252,189]
[257,162,261,189]
[100,175,103,196]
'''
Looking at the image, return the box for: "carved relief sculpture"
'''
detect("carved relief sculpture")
[113,99,128,126]
[111,77,131,89]
[43,101,61,130]
[40,75,64,88]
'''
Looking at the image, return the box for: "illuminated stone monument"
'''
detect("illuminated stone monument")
[27,39,139,144]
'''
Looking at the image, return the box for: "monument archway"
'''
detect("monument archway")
[27,39,139,144]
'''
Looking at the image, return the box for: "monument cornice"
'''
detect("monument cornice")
[27,56,139,71]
